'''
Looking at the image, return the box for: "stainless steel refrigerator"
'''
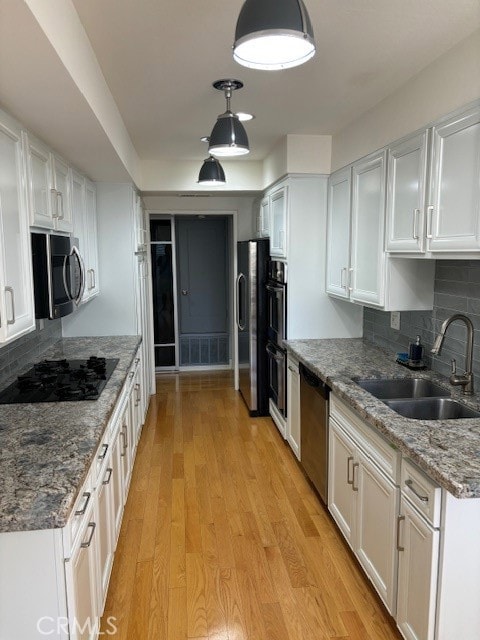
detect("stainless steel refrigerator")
[236,238,269,416]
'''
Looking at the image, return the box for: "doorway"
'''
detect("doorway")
[149,213,234,371]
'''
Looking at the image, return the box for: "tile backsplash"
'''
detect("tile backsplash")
[363,260,480,380]
[0,320,62,387]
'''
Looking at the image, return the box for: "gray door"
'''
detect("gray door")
[176,217,229,365]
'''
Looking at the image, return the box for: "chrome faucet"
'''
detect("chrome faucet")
[431,313,475,395]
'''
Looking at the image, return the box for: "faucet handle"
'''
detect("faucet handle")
[451,359,457,375]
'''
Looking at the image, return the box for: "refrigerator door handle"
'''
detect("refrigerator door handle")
[236,272,246,330]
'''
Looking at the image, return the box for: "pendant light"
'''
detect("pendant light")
[208,79,250,157]
[233,0,316,70]
[197,156,226,186]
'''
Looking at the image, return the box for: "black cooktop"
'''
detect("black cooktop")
[0,357,119,404]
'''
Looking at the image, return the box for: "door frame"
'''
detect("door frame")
[146,209,239,388]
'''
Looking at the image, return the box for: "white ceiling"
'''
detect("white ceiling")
[71,0,480,163]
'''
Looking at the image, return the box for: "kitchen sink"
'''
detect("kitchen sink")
[385,397,480,420]
[356,377,450,400]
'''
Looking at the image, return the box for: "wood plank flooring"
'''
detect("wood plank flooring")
[101,371,402,640]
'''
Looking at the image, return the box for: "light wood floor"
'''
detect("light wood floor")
[101,370,402,640]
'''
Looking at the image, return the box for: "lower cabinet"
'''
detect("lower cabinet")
[286,356,301,460]
[0,347,148,639]
[396,496,439,640]
[328,413,399,613]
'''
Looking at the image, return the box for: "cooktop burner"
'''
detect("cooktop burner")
[0,357,119,404]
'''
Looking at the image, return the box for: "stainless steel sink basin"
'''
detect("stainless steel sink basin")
[356,378,450,400]
[385,397,480,420]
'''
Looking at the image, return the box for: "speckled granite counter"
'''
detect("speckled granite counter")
[285,338,480,499]
[0,336,141,533]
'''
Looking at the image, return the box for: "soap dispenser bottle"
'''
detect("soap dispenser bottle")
[409,335,423,364]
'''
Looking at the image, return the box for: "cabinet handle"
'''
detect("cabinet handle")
[396,515,405,552]
[91,269,96,289]
[347,456,354,485]
[426,205,434,239]
[412,208,420,239]
[405,478,429,502]
[51,188,59,218]
[5,287,15,325]
[135,382,141,406]
[129,371,135,379]
[98,443,109,460]
[102,468,113,485]
[75,491,91,516]
[288,365,297,373]
[81,522,96,548]
[348,267,354,292]
[352,462,359,491]
[57,191,65,220]
[121,424,128,452]
[340,267,347,289]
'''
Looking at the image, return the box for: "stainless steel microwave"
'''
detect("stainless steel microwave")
[31,233,85,319]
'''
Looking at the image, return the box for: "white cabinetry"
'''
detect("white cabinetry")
[23,132,54,229]
[256,196,270,238]
[386,131,429,254]
[268,185,287,258]
[84,180,100,300]
[50,153,73,233]
[427,105,480,253]
[326,167,352,299]
[0,112,36,345]
[326,153,435,311]
[328,395,400,614]
[286,356,301,460]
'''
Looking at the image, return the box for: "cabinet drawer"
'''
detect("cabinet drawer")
[330,394,401,484]
[401,458,441,527]
[63,469,94,558]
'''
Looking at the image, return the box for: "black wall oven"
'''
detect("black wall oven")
[266,260,287,420]
[31,233,85,320]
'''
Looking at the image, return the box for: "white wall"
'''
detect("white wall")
[263,135,332,189]
[62,183,138,337]
[332,29,480,171]
[142,195,258,241]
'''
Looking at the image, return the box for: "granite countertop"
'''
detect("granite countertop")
[285,338,480,499]
[0,336,141,533]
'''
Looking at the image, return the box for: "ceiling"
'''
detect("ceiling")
[71,0,480,163]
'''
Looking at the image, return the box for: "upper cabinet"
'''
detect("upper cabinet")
[386,104,480,256]
[350,152,387,307]
[255,196,270,239]
[326,166,352,299]
[326,152,435,311]
[427,106,480,253]
[268,184,288,258]
[386,130,429,254]
[24,132,73,233]
[0,113,35,344]
[71,170,100,303]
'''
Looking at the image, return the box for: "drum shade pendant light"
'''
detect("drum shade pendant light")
[197,156,226,186]
[233,0,316,70]
[208,79,249,157]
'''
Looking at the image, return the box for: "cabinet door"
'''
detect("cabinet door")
[70,170,89,302]
[269,186,287,258]
[130,360,143,445]
[328,418,356,548]
[355,452,399,614]
[386,131,428,253]
[326,167,352,298]
[65,509,99,640]
[96,462,115,614]
[0,119,36,343]
[51,153,73,232]
[427,106,480,252]
[396,497,439,640]
[111,429,125,544]
[23,132,54,229]
[85,179,99,298]
[351,152,386,307]
[260,197,270,237]
[286,359,301,460]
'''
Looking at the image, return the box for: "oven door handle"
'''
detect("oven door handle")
[266,344,284,362]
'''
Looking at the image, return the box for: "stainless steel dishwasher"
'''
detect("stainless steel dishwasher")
[299,363,330,503]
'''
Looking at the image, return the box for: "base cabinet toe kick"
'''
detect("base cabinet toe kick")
[328,394,480,640]
[0,347,148,640]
